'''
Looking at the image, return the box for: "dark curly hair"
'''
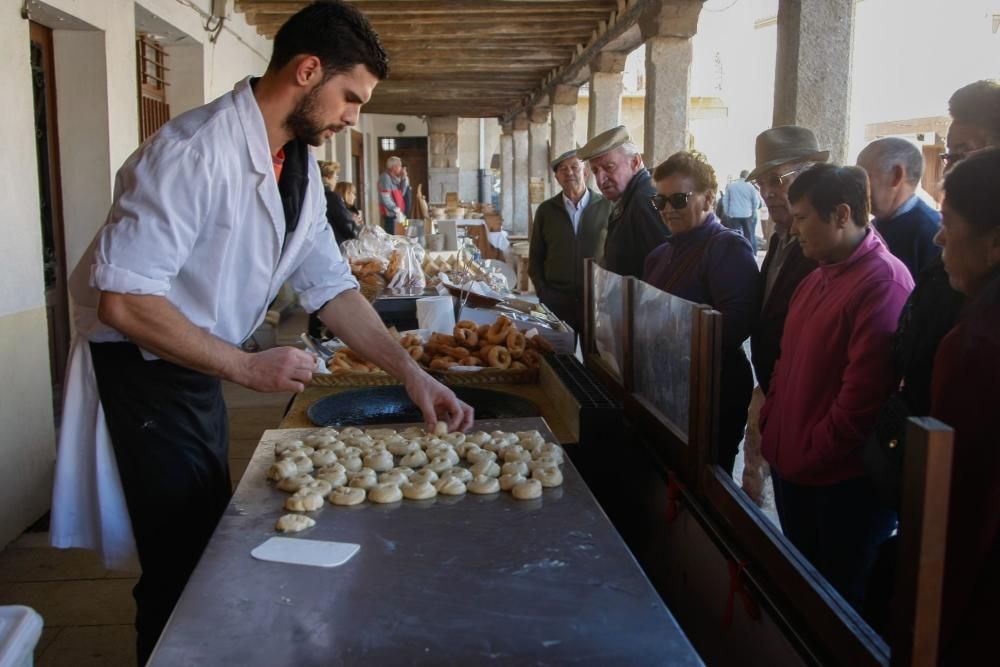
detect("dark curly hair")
[268,1,389,81]
[651,151,718,193]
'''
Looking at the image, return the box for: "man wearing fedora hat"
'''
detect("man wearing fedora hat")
[577,125,670,278]
[529,149,610,335]
[748,126,825,394]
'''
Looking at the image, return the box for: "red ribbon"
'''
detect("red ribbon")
[723,559,760,629]
[665,471,685,524]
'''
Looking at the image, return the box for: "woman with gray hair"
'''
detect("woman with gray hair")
[379,155,411,233]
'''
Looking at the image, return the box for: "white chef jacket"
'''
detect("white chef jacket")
[51,77,358,569]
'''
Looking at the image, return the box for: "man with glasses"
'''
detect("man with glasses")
[747,126,826,394]
[577,125,669,278]
[528,150,610,336]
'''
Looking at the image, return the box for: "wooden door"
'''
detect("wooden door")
[29,22,70,395]
[922,144,944,206]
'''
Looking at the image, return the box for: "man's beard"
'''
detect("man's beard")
[284,84,341,147]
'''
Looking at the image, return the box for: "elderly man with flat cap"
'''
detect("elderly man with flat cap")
[748,126,826,395]
[529,149,610,335]
[578,126,669,278]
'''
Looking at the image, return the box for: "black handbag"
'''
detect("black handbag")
[862,392,911,510]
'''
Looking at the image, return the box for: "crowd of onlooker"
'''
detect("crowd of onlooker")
[529,80,1000,662]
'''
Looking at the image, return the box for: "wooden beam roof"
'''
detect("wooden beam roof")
[234,0,688,118]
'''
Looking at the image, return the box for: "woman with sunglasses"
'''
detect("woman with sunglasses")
[644,152,759,474]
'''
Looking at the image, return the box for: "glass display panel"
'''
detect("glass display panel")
[592,265,625,384]
[632,280,698,441]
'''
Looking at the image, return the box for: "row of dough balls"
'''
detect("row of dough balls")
[271,422,565,533]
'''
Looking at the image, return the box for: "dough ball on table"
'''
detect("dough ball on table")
[368,483,403,504]
[347,468,378,489]
[400,449,429,468]
[278,445,314,460]
[400,426,425,439]
[441,467,473,483]
[304,433,338,449]
[402,480,438,500]
[434,476,467,496]
[491,430,518,444]
[538,443,565,464]
[532,466,564,488]
[470,460,501,478]
[329,486,366,506]
[433,421,449,437]
[291,453,314,475]
[515,430,542,442]
[315,468,347,488]
[483,440,511,456]
[462,444,483,462]
[340,426,365,438]
[267,459,299,481]
[285,490,324,512]
[341,446,363,458]
[302,479,333,498]
[310,449,338,468]
[501,461,529,477]
[529,456,560,472]
[467,475,501,495]
[431,446,461,466]
[378,470,408,486]
[465,431,492,446]
[391,466,416,478]
[502,446,532,464]
[512,479,543,500]
[409,468,439,485]
[467,448,497,465]
[277,474,316,493]
[520,436,546,455]
[387,439,419,457]
[441,432,467,446]
[454,442,478,459]
[275,514,315,533]
[341,455,364,472]
[427,455,455,474]
[366,428,397,439]
[499,472,527,491]
[364,450,395,473]
[274,439,306,458]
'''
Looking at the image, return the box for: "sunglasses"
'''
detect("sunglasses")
[650,192,692,211]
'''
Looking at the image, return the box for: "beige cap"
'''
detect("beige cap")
[550,149,580,171]
[747,126,830,182]
[577,125,631,161]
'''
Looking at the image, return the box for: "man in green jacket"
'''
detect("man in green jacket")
[528,149,611,336]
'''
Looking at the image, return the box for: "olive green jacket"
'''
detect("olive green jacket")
[528,189,610,293]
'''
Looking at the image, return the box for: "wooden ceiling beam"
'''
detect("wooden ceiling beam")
[236,1,614,15]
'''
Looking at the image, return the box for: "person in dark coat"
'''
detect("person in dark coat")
[857,137,941,279]
[528,150,610,335]
[746,126,826,394]
[577,125,669,278]
[644,152,759,474]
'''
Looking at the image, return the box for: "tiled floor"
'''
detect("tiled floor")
[0,310,305,666]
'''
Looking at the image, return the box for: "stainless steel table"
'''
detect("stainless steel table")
[149,418,702,666]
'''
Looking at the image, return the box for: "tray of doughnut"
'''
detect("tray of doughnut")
[310,316,552,387]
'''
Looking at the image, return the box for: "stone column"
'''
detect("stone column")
[500,121,514,230]
[643,37,692,166]
[587,51,627,139]
[550,84,578,191]
[528,106,551,225]
[640,2,702,167]
[428,115,460,204]
[512,112,531,236]
[772,0,855,164]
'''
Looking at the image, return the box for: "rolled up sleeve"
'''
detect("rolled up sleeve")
[287,212,359,313]
[91,141,210,296]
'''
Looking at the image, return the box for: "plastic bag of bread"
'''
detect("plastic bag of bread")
[385,239,426,290]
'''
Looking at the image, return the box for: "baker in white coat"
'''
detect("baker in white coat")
[51,3,473,664]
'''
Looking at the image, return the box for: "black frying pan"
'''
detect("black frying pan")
[306,386,540,427]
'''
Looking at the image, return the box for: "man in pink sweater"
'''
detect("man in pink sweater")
[760,164,913,609]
